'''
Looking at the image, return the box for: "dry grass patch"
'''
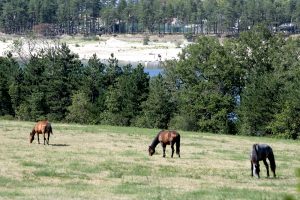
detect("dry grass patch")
[0,120,299,200]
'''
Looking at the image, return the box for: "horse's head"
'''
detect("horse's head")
[29,131,35,143]
[253,163,260,178]
[148,146,155,156]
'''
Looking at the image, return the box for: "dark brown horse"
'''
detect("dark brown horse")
[250,144,276,178]
[29,120,53,145]
[148,130,180,158]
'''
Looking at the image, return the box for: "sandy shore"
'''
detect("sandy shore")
[0,34,188,65]
[69,37,183,62]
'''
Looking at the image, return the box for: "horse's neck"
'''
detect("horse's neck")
[150,135,160,149]
[252,144,262,161]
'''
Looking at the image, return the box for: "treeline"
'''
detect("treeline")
[0,0,300,35]
[1,26,300,139]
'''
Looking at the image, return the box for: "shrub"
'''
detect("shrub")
[184,32,194,42]
[66,91,93,124]
[0,115,14,120]
[143,35,150,45]
[169,114,198,131]
[269,102,300,139]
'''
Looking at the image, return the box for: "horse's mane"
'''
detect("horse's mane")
[149,131,162,149]
[251,144,258,161]
[253,144,258,154]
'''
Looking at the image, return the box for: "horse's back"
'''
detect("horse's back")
[34,120,51,133]
[158,130,179,143]
[257,144,272,153]
[252,144,273,161]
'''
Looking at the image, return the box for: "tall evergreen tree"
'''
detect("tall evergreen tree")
[167,36,239,133]
[18,54,49,120]
[8,66,25,116]
[102,64,149,126]
[81,54,106,123]
[45,43,83,120]
[135,74,175,129]
[104,53,122,87]
[0,55,19,116]
[236,25,294,136]
[66,91,93,124]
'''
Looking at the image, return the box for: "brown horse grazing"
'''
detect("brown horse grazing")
[148,130,180,158]
[29,120,53,145]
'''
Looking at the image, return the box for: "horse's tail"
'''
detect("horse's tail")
[47,123,53,134]
[268,148,276,176]
[176,133,180,156]
[253,144,258,155]
[251,144,258,160]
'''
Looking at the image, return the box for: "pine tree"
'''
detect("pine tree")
[45,43,83,120]
[102,64,149,126]
[135,74,175,129]
[66,91,93,124]
[0,56,19,116]
[81,54,106,123]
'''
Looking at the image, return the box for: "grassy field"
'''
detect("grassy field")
[0,120,299,200]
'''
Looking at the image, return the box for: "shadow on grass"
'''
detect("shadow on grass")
[50,144,70,147]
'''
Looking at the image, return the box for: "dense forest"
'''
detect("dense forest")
[0,0,299,35]
[0,25,300,139]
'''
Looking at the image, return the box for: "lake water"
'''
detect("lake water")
[82,58,164,77]
[144,68,163,77]
[117,60,164,77]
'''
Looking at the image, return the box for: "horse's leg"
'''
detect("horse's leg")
[263,159,269,177]
[271,166,276,178]
[37,133,40,144]
[251,161,253,177]
[171,142,175,158]
[271,163,276,178]
[268,153,276,178]
[175,134,180,158]
[43,132,46,145]
[270,162,276,178]
[161,143,166,157]
[47,132,50,145]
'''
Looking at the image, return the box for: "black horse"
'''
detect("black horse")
[250,144,276,178]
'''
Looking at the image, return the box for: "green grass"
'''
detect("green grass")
[0,120,299,199]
